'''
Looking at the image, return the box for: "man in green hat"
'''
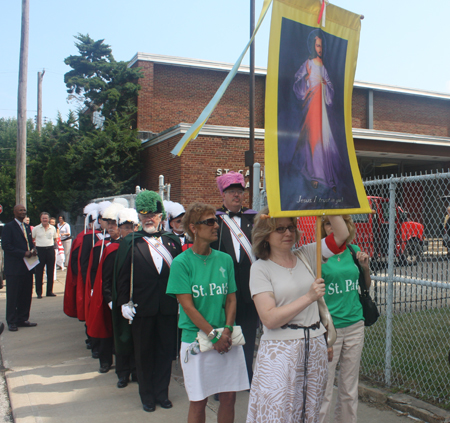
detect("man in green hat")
[113,191,182,413]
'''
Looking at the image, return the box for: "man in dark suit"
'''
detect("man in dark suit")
[2,204,38,331]
[114,191,181,413]
[211,172,258,384]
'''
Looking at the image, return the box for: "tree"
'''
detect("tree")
[64,34,142,122]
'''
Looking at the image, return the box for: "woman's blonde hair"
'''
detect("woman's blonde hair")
[252,206,300,260]
[320,214,355,245]
[182,202,216,239]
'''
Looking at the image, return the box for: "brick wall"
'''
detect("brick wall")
[373,92,450,136]
[352,88,367,128]
[134,61,265,134]
[140,134,264,209]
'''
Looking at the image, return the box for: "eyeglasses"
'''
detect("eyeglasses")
[225,189,244,196]
[195,217,219,226]
[275,225,296,234]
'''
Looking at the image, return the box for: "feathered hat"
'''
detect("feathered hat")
[113,197,129,208]
[163,200,185,231]
[118,208,139,226]
[102,203,125,223]
[216,171,245,195]
[97,201,112,218]
[135,190,166,220]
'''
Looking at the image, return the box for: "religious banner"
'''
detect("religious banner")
[265,0,372,217]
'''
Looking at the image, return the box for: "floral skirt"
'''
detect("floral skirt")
[247,336,328,423]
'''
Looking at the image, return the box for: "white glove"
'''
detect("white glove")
[90,289,93,296]
[121,304,136,321]
[108,301,113,310]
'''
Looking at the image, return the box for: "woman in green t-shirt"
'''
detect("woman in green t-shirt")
[319,215,371,423]
[166,203,249,423]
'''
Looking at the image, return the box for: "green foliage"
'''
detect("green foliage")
[64,33,142,121]
[0,118,18,221]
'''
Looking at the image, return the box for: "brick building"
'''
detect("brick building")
[130,53,450,207]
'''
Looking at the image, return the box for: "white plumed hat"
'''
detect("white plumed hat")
[118,208,139,226]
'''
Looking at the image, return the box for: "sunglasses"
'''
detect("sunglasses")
[195,217,219,226]
[275,225,296,234]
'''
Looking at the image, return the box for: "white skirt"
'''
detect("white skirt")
[181,341,250,401]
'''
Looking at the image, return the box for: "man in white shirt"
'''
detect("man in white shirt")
[32,212,57,298]
[58,215,71,267]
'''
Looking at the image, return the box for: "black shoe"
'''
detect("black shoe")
[16,321,37,327]
[86,342,92,350]
[156,398,173,409]
[143,403,156,412]
[117,377,128,388]
[98,364,110,374]
[92,351,99,359]
[0,323,4,335]
[8,323,18,332]
[46,293,57,297]
[37,295,42,299]
[214,393,219,401]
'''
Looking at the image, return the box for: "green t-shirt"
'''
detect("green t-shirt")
[321,245,364,329]
[166,248,237,343]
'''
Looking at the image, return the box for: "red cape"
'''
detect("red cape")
[63,232,84,318]
[76,230,101,321]
[86,242,119,338]
[84,238,109,321]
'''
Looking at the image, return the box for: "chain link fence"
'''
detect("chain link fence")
[293,171,450,408]
[359,171,450,409]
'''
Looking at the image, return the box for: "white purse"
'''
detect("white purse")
[196,326,246,352]
[293,250,337,347]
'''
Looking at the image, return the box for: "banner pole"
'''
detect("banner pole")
[316,216,322,278]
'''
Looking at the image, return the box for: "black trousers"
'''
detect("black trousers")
[35,247,55,296]
[131,314,177,405]
[236,301,259,384]
[116,352,136,380]
[6,273,33,325]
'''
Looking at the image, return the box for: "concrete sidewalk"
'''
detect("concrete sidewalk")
[0,270,419,422]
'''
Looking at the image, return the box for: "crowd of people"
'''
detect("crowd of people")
[2,171,372,422]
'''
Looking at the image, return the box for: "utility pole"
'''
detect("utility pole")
[16,0,29,206]
[37,69,45,134]
[245,0,256,208]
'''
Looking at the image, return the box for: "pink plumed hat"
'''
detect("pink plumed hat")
[216,171,245,195]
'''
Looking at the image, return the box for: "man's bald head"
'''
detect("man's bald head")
[13,204,27,221]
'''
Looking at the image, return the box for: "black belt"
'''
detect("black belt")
[280,321,320,330]
[37,246,54,250]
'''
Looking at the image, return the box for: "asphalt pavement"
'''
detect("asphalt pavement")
[0,270,428,422]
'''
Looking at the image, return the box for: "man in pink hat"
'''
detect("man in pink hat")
[211,171,258,385]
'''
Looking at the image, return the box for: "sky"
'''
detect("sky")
[1,0,449,123]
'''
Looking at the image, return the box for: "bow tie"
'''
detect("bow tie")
[176,233,185,238]
[228,211,242,218]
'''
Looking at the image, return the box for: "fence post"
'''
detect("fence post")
[385,175,397,386]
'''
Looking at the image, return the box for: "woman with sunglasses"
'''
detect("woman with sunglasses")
[246,207,348,423]
[166,203,249,423]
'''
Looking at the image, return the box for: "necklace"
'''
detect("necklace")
[273,255,296,275]
[192,248,212,265]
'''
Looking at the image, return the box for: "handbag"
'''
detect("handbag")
[196,326,246,353]
[293,250,337,347]
[347,245,380,327]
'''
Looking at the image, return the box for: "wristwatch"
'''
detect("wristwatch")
[207,329,218,340]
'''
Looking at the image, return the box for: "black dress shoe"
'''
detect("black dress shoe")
[16,321,37,327]
[86,342,92,350]
[8,324,18,332]
[143,403,156,412]
[92,351,99,359]
[0,323,4,335]
[117,377,128,388]
[156,398,173,409]
[46,293,57,297]
[98,364,110,374]
[37,295,42,299]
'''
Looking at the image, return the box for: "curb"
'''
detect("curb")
[359,383,450,423]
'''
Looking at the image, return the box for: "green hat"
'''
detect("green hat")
[135,191,166,220]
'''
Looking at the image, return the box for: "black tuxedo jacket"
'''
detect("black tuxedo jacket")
[116,234,181,317]
[211,207,256,304]
[2,219,34,276]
